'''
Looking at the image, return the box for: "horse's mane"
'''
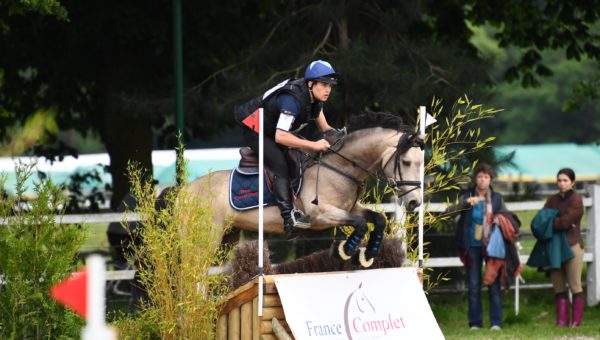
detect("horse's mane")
[346,111,414,134]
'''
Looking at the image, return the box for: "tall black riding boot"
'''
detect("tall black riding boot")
[272,175,310,237]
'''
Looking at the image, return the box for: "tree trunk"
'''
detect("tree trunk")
[101,110,153,210]
[337,16,350,51]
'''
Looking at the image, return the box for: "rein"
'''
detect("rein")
[312,131,423,200]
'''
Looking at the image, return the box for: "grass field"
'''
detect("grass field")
[430,288,600,339]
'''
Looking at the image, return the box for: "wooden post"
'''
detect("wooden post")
[217,314,228,340]
[586,184,600,306]
[252,297,259,340]
[241,301,252,340]
[228,307,240,340]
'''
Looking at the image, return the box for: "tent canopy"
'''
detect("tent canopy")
[495,143,600,183]
[3,144,599,195]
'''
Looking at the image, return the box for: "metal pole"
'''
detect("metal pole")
[173,0,185,184]
[418,106,426,268]
[258,108,264,316]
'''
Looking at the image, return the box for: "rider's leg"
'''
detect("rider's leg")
[245,132,309,234]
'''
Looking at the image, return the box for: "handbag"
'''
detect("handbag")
[486,225,506,259]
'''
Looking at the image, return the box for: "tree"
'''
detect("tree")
[0,1,272,207]
[466,0,600,87]
[3,1,600,208]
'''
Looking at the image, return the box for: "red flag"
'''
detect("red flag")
[242,108,261,133]
[50,267,87,318]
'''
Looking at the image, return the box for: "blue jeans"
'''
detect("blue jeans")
[467,247,502,327]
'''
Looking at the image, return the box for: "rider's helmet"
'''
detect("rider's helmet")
[304,60,339,85]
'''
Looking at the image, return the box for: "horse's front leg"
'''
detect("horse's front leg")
[352,205,387,267]
[308,204,369,261]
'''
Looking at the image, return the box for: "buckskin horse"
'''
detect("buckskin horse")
[182,112,424,267]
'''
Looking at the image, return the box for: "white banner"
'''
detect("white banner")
[274,268,444,340]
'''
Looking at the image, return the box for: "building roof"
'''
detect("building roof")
[495,143,600,183]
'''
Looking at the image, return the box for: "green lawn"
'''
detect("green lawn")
[430,288,600,339]
[80,222,110,253]
[429,208,598,338]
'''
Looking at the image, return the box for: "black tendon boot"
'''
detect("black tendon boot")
[272,175,310,238]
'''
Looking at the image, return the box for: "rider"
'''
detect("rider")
[237,60,338,237]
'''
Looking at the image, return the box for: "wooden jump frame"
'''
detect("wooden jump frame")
[216,270,423,340]
[216,275,286,340]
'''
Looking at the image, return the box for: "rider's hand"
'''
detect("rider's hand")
[312,139,330,152]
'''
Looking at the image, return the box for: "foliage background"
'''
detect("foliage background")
[3,1,600,206]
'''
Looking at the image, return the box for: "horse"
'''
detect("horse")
[182,112,424,267]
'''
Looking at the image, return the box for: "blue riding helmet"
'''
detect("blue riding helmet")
[304,60,339,85]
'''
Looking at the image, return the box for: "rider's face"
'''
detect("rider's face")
[309,81,333,102]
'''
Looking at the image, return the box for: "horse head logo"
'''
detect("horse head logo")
[343,282,376,339]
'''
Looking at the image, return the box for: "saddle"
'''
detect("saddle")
[229,148,304,211]
[229,129,347,211]
[237,147,303,191]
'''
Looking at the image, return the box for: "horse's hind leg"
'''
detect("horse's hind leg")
[358,210,387,267]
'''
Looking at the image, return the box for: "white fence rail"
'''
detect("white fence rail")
[3,185,598,306]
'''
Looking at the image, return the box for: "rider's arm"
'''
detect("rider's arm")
[274,94,329,152]
[315,109,333,132]
[275,129,328,151]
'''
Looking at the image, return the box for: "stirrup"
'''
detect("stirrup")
[290,209,311,229]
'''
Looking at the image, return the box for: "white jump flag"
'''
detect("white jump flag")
[50,255,117,340]
[82,255,117,340]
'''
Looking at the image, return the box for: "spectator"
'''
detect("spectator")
[452,163,506,330]
[543,168,585,327]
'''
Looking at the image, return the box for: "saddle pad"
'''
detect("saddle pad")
[229,167,303,211]
[229,167,276,211]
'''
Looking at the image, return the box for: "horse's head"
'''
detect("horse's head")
[381,132,424,212]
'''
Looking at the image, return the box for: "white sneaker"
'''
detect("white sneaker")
[490,325,502,331]
[469,326,481,330]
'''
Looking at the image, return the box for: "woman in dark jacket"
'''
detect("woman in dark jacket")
[453,163,505,330]
[544,168,585,327]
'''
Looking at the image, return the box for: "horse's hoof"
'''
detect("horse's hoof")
[337,240,353,261]
[358,248,374,268]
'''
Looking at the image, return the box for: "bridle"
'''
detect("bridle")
[316,131,424,198]
[387,132,425,196]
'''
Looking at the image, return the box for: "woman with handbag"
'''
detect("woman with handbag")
[453,163,506,330]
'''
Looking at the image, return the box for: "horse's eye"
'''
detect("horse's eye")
[402,160,411,167]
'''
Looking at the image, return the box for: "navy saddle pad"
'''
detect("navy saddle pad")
[229,167,302,211]
[229,167,275,211]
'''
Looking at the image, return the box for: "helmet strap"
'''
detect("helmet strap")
[307,81,315,102]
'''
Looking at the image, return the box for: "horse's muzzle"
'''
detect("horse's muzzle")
[406,199,421,212]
